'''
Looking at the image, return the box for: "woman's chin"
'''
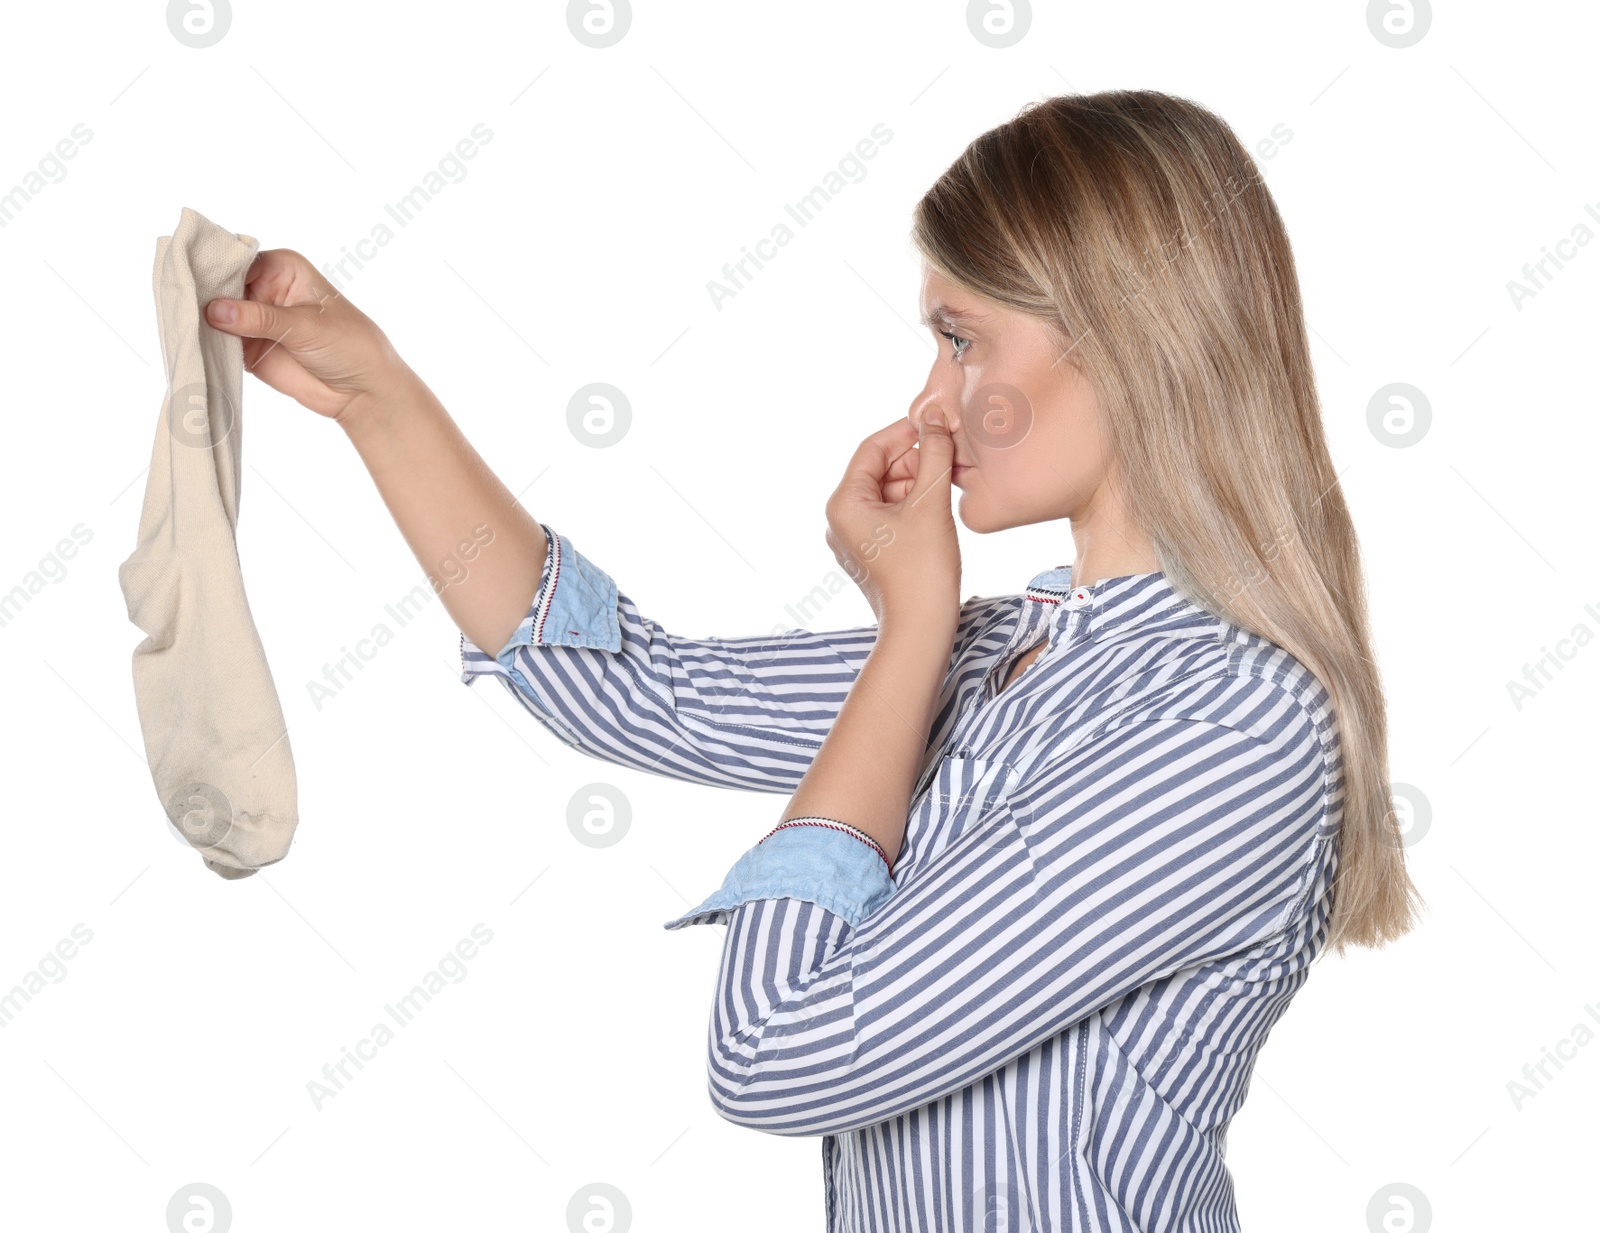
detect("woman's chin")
[955,497,1002,535]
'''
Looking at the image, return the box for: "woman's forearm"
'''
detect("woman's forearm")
[337,365,547,657]
[780,616,956,866]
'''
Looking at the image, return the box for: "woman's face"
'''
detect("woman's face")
[910,265,1113,534]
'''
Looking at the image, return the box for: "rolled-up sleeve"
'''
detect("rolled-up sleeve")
[459,520,617,695]
[461,523,966,794]
[662,822,897,932]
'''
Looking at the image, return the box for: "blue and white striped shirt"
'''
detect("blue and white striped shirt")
[459,523,1342,1232]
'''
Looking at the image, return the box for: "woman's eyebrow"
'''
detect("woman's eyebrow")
[919,303,987,328]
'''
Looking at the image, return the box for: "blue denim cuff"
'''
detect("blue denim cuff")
[662,822,897,931]
[459,523,623,688]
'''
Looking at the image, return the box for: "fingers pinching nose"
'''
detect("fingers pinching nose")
[924,407,945,428]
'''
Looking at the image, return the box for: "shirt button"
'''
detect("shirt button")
[1066,586,1092,609]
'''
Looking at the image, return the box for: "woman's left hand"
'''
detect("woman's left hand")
[824,407,961,631]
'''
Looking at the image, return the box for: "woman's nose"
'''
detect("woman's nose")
[908,387,956,433]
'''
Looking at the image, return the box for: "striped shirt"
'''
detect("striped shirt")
[459,523,1342,1232]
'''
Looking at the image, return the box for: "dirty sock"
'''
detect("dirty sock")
[118,206,299,879]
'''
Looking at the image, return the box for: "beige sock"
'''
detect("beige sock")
[118,206,299,879]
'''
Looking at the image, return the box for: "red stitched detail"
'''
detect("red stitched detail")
[532,529,560,645]
[760,818,892,873]
[1026,594,1061,604]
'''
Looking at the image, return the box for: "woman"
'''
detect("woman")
[207,89,1423,1232]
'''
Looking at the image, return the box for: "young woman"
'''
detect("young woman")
[207,89,1423,1233]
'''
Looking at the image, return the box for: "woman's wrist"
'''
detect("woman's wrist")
[877,605,959,657]
[336,361,427,440]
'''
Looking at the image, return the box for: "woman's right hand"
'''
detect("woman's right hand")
[824,409,962,634]
[203,247,406,424]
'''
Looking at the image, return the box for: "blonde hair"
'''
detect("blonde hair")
[912,89,1423,953]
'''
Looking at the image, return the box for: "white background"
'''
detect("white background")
[0,1,1594,1229]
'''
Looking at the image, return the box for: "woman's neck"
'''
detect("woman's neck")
[1068,514,1159,588]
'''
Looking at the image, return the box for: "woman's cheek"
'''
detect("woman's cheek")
[967,384,1035,454]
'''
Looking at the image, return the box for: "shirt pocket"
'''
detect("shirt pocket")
[898,752,1021,878]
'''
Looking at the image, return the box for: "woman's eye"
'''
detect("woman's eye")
[939,329,971,362]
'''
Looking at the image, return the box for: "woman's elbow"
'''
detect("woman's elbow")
[705,1059,846,1138]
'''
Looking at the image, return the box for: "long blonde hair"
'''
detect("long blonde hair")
[912,89,1423,953]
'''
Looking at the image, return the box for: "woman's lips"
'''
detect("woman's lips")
[952,464,975,479]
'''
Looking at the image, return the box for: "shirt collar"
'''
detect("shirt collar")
[1023,563,1213,638]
